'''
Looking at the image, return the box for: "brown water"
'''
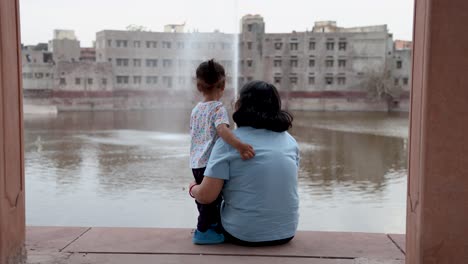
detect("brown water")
[24,110,408,233]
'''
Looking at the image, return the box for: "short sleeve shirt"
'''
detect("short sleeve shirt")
[204,127,300,242]
[190,101,230,169]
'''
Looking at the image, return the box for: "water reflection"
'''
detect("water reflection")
[25,110,408,232]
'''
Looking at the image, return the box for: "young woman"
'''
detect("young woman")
[189,80,299,246]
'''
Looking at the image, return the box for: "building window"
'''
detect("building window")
[134,41,141,48]
[338,59,346,67]
[178,59,186,67]
[59,78,66,85]
[326,59,334,67]
[163,76,173,88]
[274,42,283,50]
[247,76,253,82]
[247,60,253,67]
[191,42,202,49]
[309,59,315,67]
[146,59,158,67]
[397,60,402,69]
[163,59,172,68]
[221,42,232,50]
[75,78,81,85]
[247,24,253,32]
[34,72,44,79]
[102,78,107,85]
[146,41,157,48]
[247,42,253,50]
[221,60,232,69]
[403,77,409,85]
[146,76,158,84]
[290,57,298,67]
[208,42,216,49]
[326,42,335,50]
[177,42,185,49]
[108,58,112,63]
[325,77,333,85]
[338,77,346,85]
[162,41,172,49]
[116,76,129,84]
[107,40,112,47]
[290,76,298,85]
[87,78,93,85]
[309,41,316,50]
[339,42,347,51]
[308,76,315,85]
[133,76,142,84]
[238,77,245,86]
[274,58,282,67]
[116,58,129,66]
[133,59,141,67]
[394,78,399,85]
[290,43,299,50]
[274,76,282,85]
[178,76,186,85]
[116,40,128,47]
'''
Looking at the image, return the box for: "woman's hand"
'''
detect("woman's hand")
[188,181,197,198]
[188,177,224,204]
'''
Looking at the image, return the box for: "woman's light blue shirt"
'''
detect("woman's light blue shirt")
[204,127,299,242]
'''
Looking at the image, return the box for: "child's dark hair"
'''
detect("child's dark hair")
[196,59,226,93]
[233,81,293,132]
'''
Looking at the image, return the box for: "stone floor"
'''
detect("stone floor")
[26,227,405,264]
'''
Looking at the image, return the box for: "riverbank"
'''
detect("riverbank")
[23,91,409,112]
[26,226,405,264]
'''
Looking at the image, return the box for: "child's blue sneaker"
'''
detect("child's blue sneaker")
[192,228,224,245]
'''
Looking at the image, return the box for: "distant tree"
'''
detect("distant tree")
[363,64,402,100]
[363,63,403,110]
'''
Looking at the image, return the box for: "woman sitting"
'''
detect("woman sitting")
[189,80,300,246]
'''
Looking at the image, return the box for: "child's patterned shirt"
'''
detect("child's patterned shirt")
[190,101,230,168]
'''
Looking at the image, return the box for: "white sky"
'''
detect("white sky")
[20,0,414,47]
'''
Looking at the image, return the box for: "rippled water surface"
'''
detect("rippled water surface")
[25,110,408,233]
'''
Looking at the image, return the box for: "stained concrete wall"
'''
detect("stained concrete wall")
[0,0,26,263]
[95,30,236,91]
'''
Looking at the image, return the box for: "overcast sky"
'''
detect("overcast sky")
[20,0,414,47]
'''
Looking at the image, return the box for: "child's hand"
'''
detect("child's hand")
[238,143,255,160]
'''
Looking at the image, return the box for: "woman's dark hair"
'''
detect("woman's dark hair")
[196,59,225,93]
[233,81,293,132]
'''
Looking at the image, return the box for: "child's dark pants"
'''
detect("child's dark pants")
[192,168,222,232]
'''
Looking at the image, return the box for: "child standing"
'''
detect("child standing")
[190,59,254,244]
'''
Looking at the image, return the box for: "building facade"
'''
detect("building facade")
[22,15,412,111]
[94,27,237,94]
[239,14,411,95]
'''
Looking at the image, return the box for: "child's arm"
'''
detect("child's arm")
[217,124,255,160]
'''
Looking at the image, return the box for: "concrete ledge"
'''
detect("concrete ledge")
[26,227,405,264]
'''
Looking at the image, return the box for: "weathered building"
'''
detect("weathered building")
[239,15,399,93]
[94,25,236,93]
[22,15,412,111]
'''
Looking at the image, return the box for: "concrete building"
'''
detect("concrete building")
[48,29,81,62]
[94,25,236,94]
[22,15,412,111]
[80,47,96,62]
[21,44,55,97]
[392,42,412,92]
[239,15,400,94]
